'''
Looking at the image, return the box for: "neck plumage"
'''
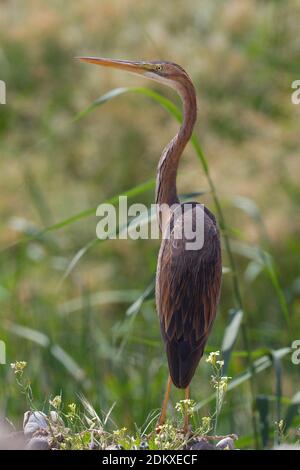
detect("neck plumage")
[155,78,197,210]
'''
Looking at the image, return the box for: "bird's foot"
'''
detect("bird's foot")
[155,424,165,435]
[181,424,192,436]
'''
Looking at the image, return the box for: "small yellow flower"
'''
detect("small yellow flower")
[113,427,127,437]
[154,423,177,449]
[175,399,196,416]
[201,416,212,434]
[68,403,76,415]
[49,395,62,409]
[10,361,27,374]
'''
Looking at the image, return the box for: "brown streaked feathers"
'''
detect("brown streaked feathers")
[156,204,222,388]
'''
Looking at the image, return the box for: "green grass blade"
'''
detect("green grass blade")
[3,322,50,347]
[74,86,209,173]
[60,290,140,316]
[4,322,90,387]
[230,240,290,326]
[256,395,270,448]
[271,349,283,444]
[126,279,155,317]
[1,179,155,254]
[73,87,131,122]
[43,178,156,233]
[221,308,243,374]
[284,392,300,430]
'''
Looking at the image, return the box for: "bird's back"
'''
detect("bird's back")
[156,202,222,388]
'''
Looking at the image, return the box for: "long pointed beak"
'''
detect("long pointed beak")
[76,57,149,75]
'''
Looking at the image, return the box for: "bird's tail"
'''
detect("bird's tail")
[166,340,204,389]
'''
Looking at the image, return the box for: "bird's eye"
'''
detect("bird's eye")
[156,64,163,72]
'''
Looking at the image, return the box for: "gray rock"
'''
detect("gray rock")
[0,429,25,450]
[26,436,50,450]
[106,444,124,450]
[23,411,48,439]
[216,437,235,450]
[89,441,100,450]
[49,411,64,427]
[189,438,215,450]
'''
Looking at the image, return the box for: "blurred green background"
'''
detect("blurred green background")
[0,0,300,448]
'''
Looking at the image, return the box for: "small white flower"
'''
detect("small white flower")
[175,399,196,416]
[206,351,220,366]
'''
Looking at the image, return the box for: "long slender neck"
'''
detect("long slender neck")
[155,78,197,208]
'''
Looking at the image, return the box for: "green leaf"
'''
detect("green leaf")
[284,391,300,430]
[2,179,156,255]
[59,289,141,315]
[271,349,283,428]
[75,86,209,173]
[44,178,155,233]
[244,261,263,284]
[51,344,89,387]
[256,395,270,448]
[261,252,290,327]
[221,308,243,374]
[3,322,50,347]
[73,87,130,122]
[4,321,90,387]
[230,240,290,326]
[61,239,98,282]
[126,279,155,316]
[231,196,262,223]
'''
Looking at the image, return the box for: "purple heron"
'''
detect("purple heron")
[78,57,222,432]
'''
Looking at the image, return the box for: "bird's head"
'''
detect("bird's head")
[76,57,192,92]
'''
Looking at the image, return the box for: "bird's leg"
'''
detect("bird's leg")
[183,385,190,434]
[157,375,172,429]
